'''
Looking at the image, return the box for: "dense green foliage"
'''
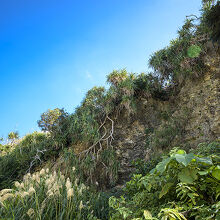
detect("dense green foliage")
[1,142,219,219]
[0,132,58,190]
[149,19,206,87]
[149,0,219,89]
[37,108,70,148]
[109,142,220,219]
[202,0,220,44]
[63,148,120,189]
[0,0,219,219]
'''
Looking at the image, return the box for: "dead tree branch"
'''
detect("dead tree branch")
[27,148,47,173]
[78,115,114,159]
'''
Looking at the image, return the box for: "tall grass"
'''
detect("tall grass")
[0,132,58,190]
[0,167,110,220]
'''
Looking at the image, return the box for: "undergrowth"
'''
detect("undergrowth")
[1,142,219,219]
[0,167,111,220]
[109,141,220,220]
[0,132,57,190]
[0,0,219,219]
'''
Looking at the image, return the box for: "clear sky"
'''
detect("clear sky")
[0,0,202,139]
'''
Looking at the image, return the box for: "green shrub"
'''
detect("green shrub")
[109,143,220,219]
[0,144,14,156]
[63,148,120,189]
[148,0,220,89]
[38,108,70,148]
[0,132,57,190]
[201,0,220,44]
[193,141,220,156]
[132,155,162,176]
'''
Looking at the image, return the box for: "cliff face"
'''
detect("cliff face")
[109,54,220,184]
[171,53,220,146]
[66,52,220,188]
[178,71,219,145]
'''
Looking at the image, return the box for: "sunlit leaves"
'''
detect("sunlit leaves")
[174,153,195,166]
[212,166,220,180]
[178,168,198,184]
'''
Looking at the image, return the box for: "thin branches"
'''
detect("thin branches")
[27,149,47,173]
[78,115,114,159]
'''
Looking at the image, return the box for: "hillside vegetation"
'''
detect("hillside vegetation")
[0,0,220,219]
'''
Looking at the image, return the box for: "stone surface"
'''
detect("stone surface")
[111,54,220,185]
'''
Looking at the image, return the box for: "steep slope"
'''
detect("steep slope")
[0,1,220,219]
[98,55,220,185]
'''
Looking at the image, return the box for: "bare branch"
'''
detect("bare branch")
[27,148,47,173]
[78,115,115,159]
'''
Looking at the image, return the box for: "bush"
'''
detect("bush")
[149,18,207,88]
[0,132,57,190]
[109,143,220,219]
[63,148,120,189]
[0,168,111,220]
[148,0,220,89]
[38,108,70,148]
[201,0,220,44]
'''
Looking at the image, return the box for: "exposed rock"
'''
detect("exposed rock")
[111,57,220,185]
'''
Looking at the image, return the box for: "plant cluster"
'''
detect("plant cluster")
[1,142,219,219]
[0,143,14,156]
[34,0,219,187]
[145,109,189,152]
[63,148,120,189]
[0,167,110,220]
[34,69,165,188]
[109,142,220,219]
[201,0,220,44]
[0,132,57,190]
[0,1,219,219]
[149,0,219,89]
[37,108,70,149]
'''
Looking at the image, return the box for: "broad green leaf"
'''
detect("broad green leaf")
[212,168,220,180]
[159,182,173,199]
[195,157,213,165]
[155,157,172,173]
[175,153,194,166]
[178,168,198,184]
[198,170,208,175]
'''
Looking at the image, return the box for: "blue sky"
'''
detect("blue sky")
[0,0,202,139]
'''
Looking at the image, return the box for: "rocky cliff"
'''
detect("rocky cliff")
[107,53,220,185]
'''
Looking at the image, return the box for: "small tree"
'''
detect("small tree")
[38,108,69,148]
[8,131,19,144]
[37,108,67,133]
